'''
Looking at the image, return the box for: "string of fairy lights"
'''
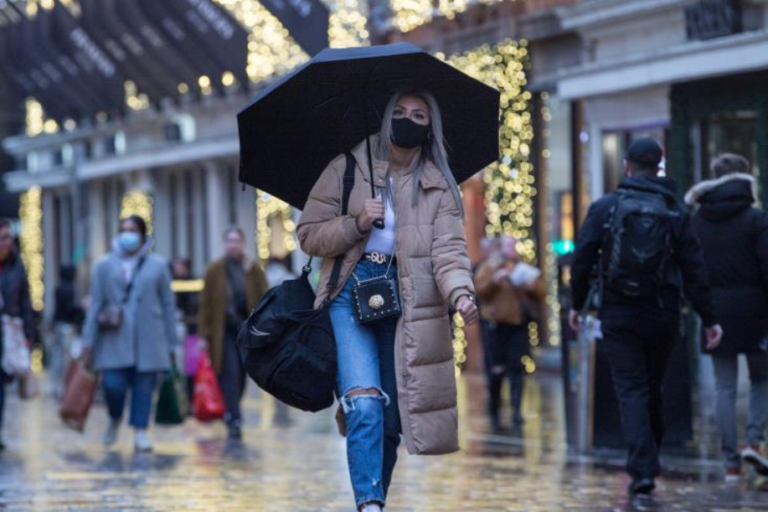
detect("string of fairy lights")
[392,0,513,32]
[448,40,539,365]
[19,187,45,311]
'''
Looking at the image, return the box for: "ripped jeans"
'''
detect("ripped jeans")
[330,260,401,509]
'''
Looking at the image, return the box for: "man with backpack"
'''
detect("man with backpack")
[569,138,723,495]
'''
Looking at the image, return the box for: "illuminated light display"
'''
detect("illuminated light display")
[446,40,537,366]
[256,191,297,263]
[19,187,45,311]
[125,80,150,111]
[452,312,467,377]
[393,0,511,33]
[447,40,535,260]
[120,190,154,235]
[25,98,59,137]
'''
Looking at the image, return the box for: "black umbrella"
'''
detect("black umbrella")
[237,43,500,211]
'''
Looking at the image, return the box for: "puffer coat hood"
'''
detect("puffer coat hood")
[297,136,474,455]
[685,173,756,222]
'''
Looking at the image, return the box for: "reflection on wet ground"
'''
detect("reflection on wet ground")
[0,373,766,511]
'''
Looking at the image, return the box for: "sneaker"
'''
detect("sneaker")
[102,419,120,446]
[725,467,741,483]
[742,445,768,476]
[134,430,153,453]
[628,477,655,495]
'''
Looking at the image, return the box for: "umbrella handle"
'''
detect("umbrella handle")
[365,133,385,230]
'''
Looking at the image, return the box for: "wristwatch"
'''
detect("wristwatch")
[456,294,476,305]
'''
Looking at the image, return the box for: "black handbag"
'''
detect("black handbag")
[351,259,401,324]
[236,153,356,413]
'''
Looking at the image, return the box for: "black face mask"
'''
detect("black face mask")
[391,117,430,149]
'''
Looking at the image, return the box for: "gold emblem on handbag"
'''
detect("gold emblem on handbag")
[352,253,402,324]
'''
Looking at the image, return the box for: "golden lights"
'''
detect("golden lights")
[212,0,308,83]
[25,98,58,137]
[124,80,150,111]
[256,191,296,263]
[448,40,535,260]
[447,40,537,366]
[19,187,45,311]
[393,0,511,32]
[120,190,154,235]
[452,312,467,377]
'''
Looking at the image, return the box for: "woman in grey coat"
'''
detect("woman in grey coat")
[82,215,177,452]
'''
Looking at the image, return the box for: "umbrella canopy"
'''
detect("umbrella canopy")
[237,43,500,210]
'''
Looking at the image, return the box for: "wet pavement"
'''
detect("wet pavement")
[1,372,767,512]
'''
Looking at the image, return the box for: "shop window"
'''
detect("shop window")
[705,111,759,179]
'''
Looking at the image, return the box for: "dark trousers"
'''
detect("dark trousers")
[601,311,678,479]
[219,326,246,425]
[487,323,528,421]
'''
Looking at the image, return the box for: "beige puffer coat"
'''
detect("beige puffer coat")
[297,138,474,455]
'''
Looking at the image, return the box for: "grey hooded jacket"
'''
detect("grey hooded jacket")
[82,239,177,372]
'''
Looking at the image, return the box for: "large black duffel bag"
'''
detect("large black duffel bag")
[237,264,337,412]
[236,153,355,412]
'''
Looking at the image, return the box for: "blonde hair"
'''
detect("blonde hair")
[376,90,464,217]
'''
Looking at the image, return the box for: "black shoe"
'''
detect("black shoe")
[0,438,5,452]
[629,477,655,495]
[512,411,525,429]
[227,422,242,440]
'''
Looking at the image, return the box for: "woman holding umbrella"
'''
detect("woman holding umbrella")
[298,90,479,512]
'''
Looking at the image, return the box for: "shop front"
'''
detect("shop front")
[670,70,768,201]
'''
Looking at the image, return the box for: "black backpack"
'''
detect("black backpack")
[605,189,679,299]
[236,153,356,412]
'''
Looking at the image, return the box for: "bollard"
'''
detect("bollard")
[574,314,597,454]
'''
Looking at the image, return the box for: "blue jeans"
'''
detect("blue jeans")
[102,367,158,429]
[330,261,401,509]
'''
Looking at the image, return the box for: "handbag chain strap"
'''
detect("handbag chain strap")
[352,252,395,286]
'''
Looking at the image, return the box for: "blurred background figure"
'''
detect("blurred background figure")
[687,153,768,480]
[82,215,177,453]
[474,237,500,426]
[475,235,546,431]
[0,218,34,452]
[198,227,268,440]
[49,264,84,398]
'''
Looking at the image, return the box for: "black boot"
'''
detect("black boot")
[628,477,655,495]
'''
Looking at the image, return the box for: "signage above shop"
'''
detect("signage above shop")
[685,0,742,41]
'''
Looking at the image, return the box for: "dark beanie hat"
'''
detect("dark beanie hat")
[627,137,663,167]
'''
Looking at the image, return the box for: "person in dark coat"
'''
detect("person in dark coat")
[685,153,768,480]
[0,219,34,452]
[50,265,83,397]
[569,138,722,495]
